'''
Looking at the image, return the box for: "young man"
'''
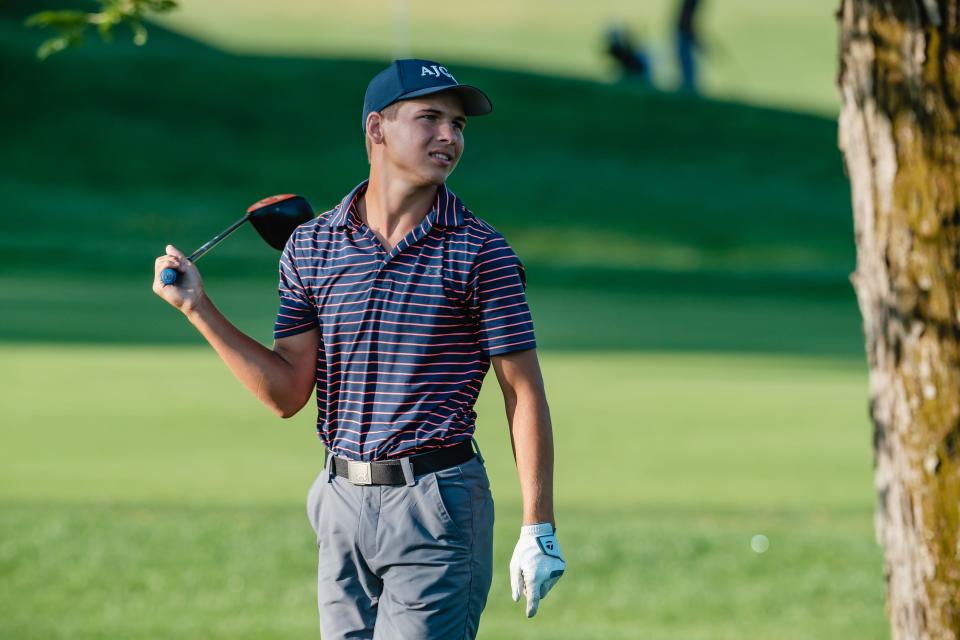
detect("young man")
[153,58,565,639]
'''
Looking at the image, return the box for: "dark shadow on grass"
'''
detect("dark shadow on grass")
[0,8,859,356]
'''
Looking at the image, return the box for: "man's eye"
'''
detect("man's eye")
[421,114,437,121]
[453,122,464,131]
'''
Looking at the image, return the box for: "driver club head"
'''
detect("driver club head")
[159,193,314,287]
[247,194,314,250]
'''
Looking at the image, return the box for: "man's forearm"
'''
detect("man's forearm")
[507,390,556,528]
[183,294,303,417]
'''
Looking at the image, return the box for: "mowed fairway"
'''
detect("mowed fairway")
[1,346,883,639]
[0,1,888,638]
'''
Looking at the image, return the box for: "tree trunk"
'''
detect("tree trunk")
[838,0,960,637]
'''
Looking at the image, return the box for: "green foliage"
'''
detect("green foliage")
[25,0,178,60]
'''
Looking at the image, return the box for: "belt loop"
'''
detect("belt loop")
[324,448,335,483]
[399,456,416,487]
[471,437,485,465]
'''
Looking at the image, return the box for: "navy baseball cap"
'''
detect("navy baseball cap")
[361,59,493,132]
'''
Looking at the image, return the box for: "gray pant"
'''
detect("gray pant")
[306,440,495,639]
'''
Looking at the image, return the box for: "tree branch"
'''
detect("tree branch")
[25,0,179,61]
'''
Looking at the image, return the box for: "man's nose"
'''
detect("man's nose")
[436,122,457,142]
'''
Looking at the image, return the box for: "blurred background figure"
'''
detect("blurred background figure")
[675,0,702,93]
[604,21,652,85]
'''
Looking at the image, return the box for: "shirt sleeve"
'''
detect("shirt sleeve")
[467,232,537,357]
[273,231,318,339]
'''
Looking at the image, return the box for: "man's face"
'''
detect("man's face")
[376,92,467,185]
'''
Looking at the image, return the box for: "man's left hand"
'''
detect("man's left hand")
[509,522,566,617]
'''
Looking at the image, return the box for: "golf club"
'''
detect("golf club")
[160,194,314,286]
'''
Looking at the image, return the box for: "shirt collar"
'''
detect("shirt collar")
[327,180,466,229]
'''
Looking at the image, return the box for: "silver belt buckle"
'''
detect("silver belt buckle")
[347,460,372,485]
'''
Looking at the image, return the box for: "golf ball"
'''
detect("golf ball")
[751,534,770,553]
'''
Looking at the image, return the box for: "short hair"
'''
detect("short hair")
[365,102,402,163]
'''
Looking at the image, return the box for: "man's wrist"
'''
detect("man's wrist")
[522,515,556,529]
[520,522,554,536]
[182,293,212,321]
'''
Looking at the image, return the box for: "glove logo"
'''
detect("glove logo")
[536,535,562,559]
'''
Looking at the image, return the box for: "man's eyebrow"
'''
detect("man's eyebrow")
[417,108,467,123]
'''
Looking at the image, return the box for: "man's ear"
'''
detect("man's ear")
[366,112,385,146]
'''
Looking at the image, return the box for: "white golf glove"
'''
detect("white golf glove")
[509,522,566,618]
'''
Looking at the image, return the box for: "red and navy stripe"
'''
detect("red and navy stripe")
[274,180,536,461]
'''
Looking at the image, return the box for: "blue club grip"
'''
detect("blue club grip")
[159,267,180,286]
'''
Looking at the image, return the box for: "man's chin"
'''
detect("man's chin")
[387,162,456,187]
[417,166,455,186]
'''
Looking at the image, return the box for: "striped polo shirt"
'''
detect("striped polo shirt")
[274,179,537,461]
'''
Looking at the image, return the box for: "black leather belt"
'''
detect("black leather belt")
[327,440,475,486]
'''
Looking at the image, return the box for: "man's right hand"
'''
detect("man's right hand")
[153,244,206,313]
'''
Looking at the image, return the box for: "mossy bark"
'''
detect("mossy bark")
[838,0,960,637]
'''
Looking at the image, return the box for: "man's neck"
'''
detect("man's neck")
[359,169,439,239]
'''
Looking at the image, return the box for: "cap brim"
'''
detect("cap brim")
[395,84,493,116]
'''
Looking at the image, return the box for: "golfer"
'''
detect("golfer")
[153,58,564,639]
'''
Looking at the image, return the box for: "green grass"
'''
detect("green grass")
[0,52,852,283]
[0,273,862,356]
[1,347,873,509]
[0,2,888,638]
[0,347,885,638]
[2,9,856,347]
[0,503,885,640]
